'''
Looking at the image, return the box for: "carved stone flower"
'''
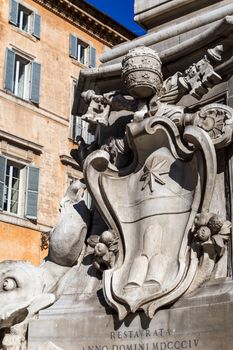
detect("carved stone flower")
[196,109,224,139]
[193,103,233,148]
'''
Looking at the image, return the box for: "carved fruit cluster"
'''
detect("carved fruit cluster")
[193,212,231,261]
[87,230,119,272]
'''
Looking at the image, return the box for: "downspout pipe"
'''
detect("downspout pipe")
[100,3,233,63]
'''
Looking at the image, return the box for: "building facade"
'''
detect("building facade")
[0,0,135,265]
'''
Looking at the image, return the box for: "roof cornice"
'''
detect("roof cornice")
[34,0,137,47]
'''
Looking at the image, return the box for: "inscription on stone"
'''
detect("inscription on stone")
[82,328,200,350]
[110,329,171,338]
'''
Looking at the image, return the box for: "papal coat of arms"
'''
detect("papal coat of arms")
[71,46,233,319]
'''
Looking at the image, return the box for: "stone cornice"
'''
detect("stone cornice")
[60,154,81,170]
[33,0,137,47]
[0,130,43,155]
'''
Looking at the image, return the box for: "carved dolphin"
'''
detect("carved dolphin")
[0,260,55,329]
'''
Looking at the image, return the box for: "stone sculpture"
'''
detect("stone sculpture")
[87,230,119,271]
[48,179,89,266]
[77,45,233,319]
[0,180,89,349]
[1,45,233,349]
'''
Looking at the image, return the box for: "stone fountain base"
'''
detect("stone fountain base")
[28,278,233,350]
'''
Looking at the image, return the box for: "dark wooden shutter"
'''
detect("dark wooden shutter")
[4,49,15,92]
[9,0,19,26]
[71,81,79,116]
[25,166,40,220]
[33,13,41,39]
[89,45,96,68]
[30,62,41,104]
[0,156,6,211]
[69,34,77,59]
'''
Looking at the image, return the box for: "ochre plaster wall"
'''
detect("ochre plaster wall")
[0,221,47,265]
[0,0,111,265]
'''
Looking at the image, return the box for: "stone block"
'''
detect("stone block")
[28,280,233,350]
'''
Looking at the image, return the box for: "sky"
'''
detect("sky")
[84,0,146,36]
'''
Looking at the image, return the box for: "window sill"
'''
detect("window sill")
[0,211,52,232]
[71,58,88,69]
[11,25,38,42]
[60,154,81,171]
[3,90,38,107]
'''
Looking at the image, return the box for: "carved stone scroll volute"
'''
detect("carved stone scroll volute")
[83,116,217,320]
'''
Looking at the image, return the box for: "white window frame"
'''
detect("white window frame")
[13,54,31,100]
[18,4,32,33]
[3,159,26,217]
[77,40,88,65]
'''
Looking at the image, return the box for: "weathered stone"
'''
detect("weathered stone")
[4,42,231,349]
[37,341,63,350]
[2,2,233,350]
[28,278,233,350]
[0,180,90,349]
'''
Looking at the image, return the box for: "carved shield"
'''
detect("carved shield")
[84,117,216,319]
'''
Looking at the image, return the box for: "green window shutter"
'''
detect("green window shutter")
[9,0,19,26]
[69,34,77,59]
[4,48,15,92]
[0,156,6,211]
[89,45,96,68]
[32,13,41,39]
[25,166,40,220]
[30,62,41,104]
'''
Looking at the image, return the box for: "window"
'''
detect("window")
[9,0,41,39]
[69,34,96,68]
[4,160,22,214]
[71,80,95,143]
[0,156,40,219]
[14,54,31,99]
[18,4,32,32]
[77,41,87,65]
[4,48,41,104]
[72,116,95,144]
[71,79,94,144]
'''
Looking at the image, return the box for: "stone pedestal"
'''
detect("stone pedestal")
[28,279,233,350]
